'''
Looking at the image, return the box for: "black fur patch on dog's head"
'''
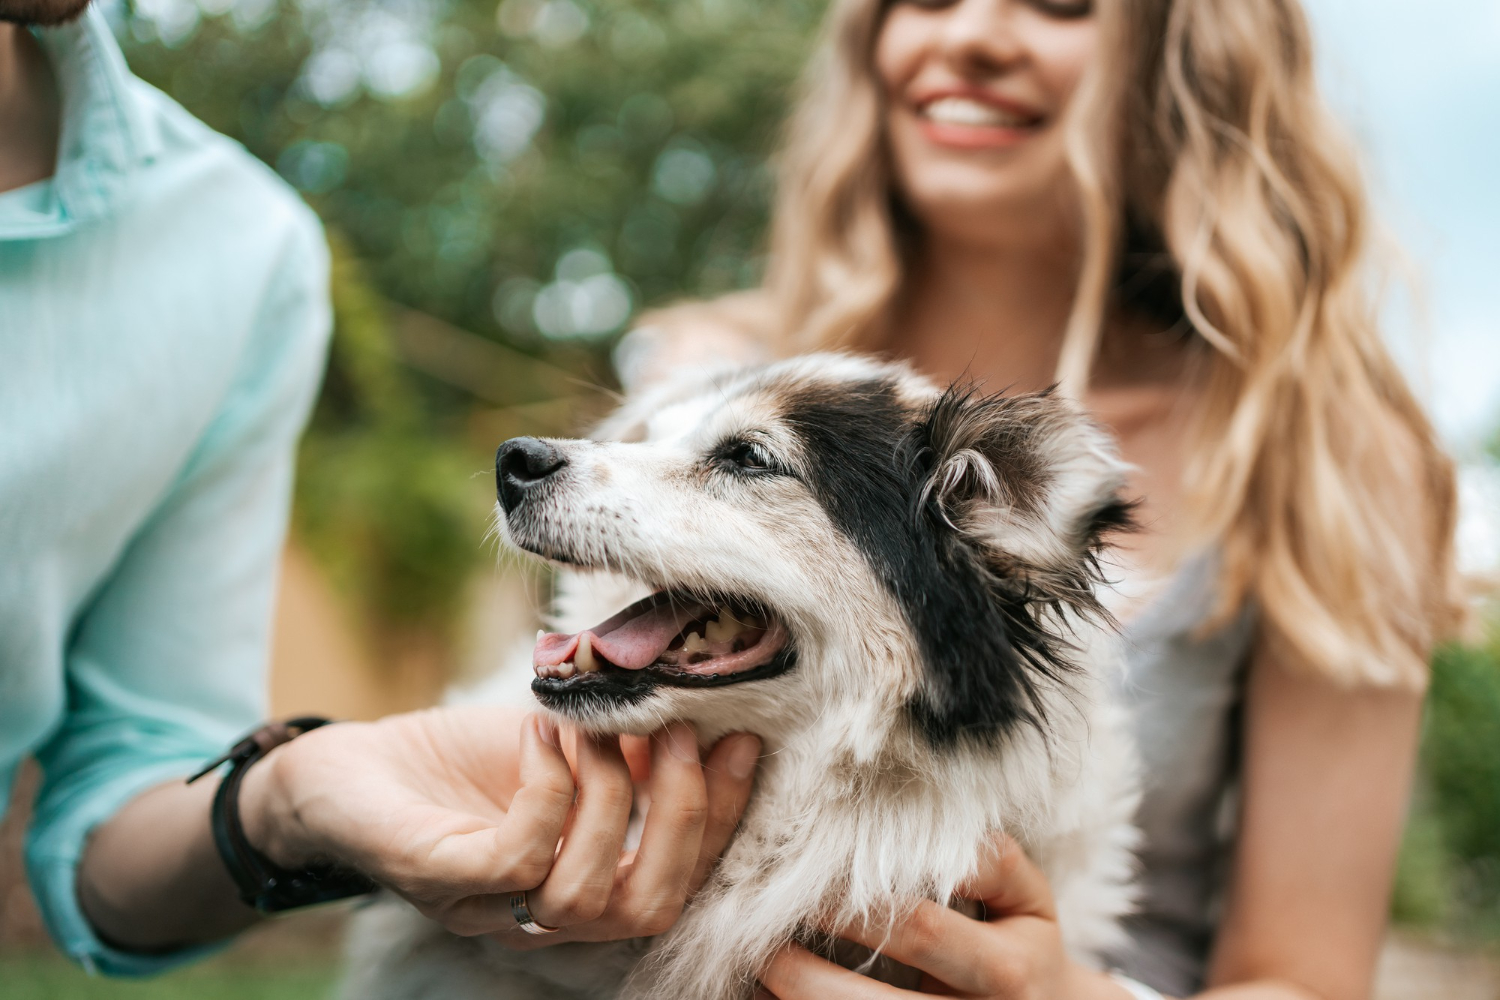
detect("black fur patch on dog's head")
[779,378,1130,746]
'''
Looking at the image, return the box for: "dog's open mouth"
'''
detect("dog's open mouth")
[531,591,793,697]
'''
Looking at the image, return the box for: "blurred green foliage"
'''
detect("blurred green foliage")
[118,0,821,344]
[112,0,822,635]
[291,247,488,631]
[1393,614,1500,938]
[1,953,335,999]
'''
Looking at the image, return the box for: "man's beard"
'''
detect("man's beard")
[0,0,92,26]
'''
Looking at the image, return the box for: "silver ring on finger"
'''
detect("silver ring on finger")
[510,890,560,935]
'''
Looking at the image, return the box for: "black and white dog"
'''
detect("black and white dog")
[342,353,1140,1000]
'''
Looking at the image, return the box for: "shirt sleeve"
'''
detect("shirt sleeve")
[23,210,332,977]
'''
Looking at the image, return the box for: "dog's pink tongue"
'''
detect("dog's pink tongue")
[533,597,710,670]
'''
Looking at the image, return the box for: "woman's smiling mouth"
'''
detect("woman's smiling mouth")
[912,90,1046,149]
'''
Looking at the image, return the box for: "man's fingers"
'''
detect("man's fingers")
[616,723,708,933]
[393,719,579,935]
[688,733,760,892]
[423,715,576,899]
[526,733,634,927]
[958,833,1056,920]
[620,733,653,783]
[759,945,914,1000]
[431,890,521,937]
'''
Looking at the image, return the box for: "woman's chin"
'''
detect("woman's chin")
[901,181,1071,246]
[891,140,1072,240]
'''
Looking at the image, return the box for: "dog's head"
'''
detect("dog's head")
[495,354,1129,750]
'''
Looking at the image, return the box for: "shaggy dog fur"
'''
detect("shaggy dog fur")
[340,354,1140,1000]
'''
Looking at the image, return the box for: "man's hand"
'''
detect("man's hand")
[239,706,760,939]
[490,721,760,948]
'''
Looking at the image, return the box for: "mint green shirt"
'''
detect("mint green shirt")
[0,9,330,975]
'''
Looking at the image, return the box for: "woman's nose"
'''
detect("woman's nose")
[936,0,1027,75]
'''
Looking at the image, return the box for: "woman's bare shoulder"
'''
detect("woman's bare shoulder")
[615,291,778,391]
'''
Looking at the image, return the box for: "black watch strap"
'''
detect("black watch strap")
[188,717,378,914]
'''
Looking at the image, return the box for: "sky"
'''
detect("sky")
[1304,0,1500,454]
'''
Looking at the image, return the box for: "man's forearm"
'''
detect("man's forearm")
[76,776,261,953]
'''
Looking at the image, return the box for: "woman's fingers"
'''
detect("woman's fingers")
[759,945,914,999]
[832,901,1016,997]
[816,835,1059,996]
[614,723,710,934]
[688,733,761,892]
[959,833,1056,920]
[524,732,635,927]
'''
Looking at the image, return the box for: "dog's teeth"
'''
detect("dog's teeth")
[704,617,739,644]
[558,660,576,678]
[682,631,710,654]
[536,629,545,642]
[575,633,599,673]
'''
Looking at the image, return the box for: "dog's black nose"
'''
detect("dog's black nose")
[496,437,567,514]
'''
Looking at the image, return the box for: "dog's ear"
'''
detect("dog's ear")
[915,385,1132,588]
[899,386,1133,744]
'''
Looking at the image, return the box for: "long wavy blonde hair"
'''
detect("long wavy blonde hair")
[639,0,1462,687]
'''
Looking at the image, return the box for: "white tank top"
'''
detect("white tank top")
[1106,552,1258,995]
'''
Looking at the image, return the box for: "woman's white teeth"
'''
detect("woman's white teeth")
[922,96,1030,128]
[575,633,600,673]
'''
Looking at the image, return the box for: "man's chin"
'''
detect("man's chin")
[1,0,92,28]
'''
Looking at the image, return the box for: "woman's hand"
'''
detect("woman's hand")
[239,705,760,941]
[758,835,1130,1000]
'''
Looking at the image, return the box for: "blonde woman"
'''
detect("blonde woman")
[618,0,1464,997]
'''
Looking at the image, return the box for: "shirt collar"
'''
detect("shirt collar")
[0,6,160,239]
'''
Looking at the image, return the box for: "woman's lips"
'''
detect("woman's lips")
[909,91,1045,150]
[915,118,1037,149]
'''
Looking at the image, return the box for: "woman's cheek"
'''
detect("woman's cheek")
[1028,23,1100,107]
[873,9,928,98]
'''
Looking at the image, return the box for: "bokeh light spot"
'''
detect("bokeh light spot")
[652,144,716,206]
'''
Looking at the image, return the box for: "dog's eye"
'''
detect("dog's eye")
[716,440,777,475]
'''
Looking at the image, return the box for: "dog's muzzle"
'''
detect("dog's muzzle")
[496,436,568,514]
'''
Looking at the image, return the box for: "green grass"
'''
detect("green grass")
[0,953,338,1000]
